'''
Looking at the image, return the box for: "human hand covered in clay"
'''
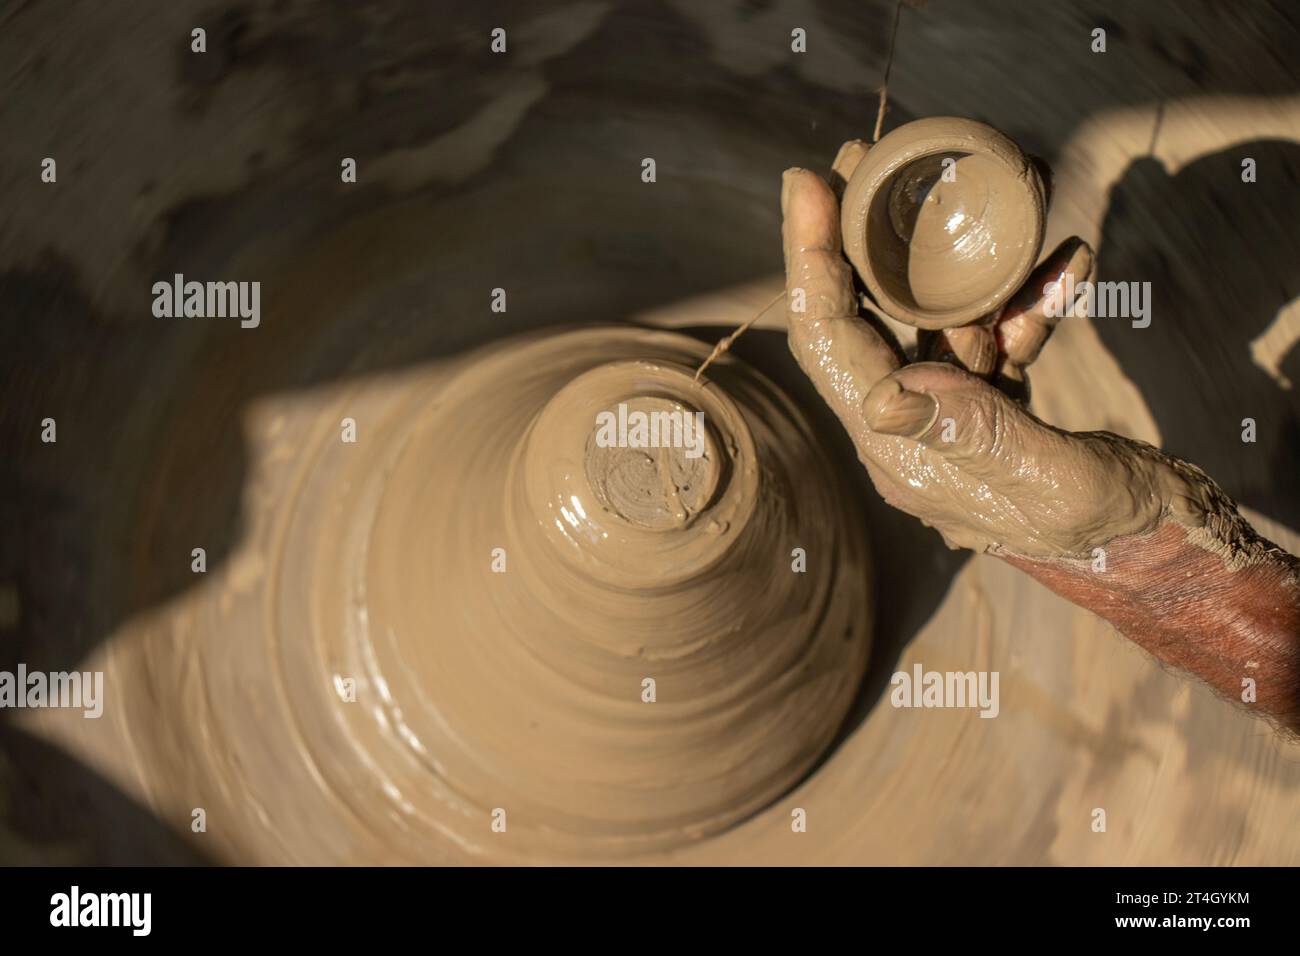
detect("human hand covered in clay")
[781,153,1183,559]
[781,142,1300,731]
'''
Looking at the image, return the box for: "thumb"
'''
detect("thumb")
[862,361,1045,481]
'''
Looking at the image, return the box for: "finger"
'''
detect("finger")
[781,167,900,445]
[828,139,869,200]
[861,361,1064,483]
[781,167,858,323]
[994,237,1094,373]
[916,324,999,377]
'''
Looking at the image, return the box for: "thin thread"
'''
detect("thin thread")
[697,0,905,382]
[873,0,905,143]
[1147,99,1166,157]
[693,290,787,381]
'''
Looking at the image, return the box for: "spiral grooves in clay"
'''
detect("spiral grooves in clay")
[121,327,871,862]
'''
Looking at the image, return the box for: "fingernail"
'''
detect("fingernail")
[780,168,803,213]
[1064,238,1094,283]
[1006,237,1095,319]
[863,378,939,438]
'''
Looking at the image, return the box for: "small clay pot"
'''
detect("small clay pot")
[840,117,1046,329]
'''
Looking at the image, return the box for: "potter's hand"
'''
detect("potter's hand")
[781,150,1300,733]
[780,160,1165,559]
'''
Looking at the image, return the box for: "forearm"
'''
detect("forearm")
[998,510,1300,733]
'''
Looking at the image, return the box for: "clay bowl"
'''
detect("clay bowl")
[840,117,1047,329]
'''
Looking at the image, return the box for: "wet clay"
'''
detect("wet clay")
[840,117,1046,329]
[99,327,869,863]
[861,366,1237,559]
[6,0,1300,868]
